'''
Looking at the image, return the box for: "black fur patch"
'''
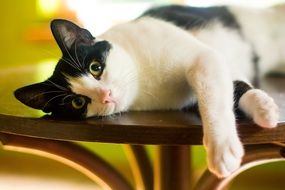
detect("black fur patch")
[251,49,260,87]
[233,80,253,117]
[14,19,112,119]
[141,5,241,30]
[183,81,253,118]
[53,40,111,78]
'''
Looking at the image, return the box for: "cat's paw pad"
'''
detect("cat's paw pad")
[245,89,279,128]
[204,135,244,178]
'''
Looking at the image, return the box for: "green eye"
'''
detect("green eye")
[89,61,103,77]
[72,97,86,109]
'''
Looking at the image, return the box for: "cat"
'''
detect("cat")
[14,4,283,178]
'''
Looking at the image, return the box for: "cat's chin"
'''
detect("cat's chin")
[86,102,120,117]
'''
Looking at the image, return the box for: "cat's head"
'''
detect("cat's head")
[14,19,138,119]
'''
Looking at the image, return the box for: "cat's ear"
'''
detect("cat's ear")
[50,19,95,54]
[14,82,54,113]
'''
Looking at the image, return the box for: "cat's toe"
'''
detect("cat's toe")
[205,135,244,178]
[240,89,279,128]
[251,90,279,128]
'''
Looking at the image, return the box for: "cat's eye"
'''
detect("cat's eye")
[89,61,103,77]
[72,97,86,109]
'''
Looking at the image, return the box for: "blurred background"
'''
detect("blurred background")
[1,0,285,189]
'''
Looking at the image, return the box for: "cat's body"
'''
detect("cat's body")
[142,5,285,80]
[15,5,282,178]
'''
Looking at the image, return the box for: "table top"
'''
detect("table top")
[0,64,285,145]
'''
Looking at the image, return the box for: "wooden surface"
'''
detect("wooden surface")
[0,64,285,145]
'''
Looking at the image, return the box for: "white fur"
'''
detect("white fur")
[70,17,243,177]
[100,18,203,111]
[186,50,244,177]
[239,89,279,128]
[68,6,283,177]
[192,21,253,81]
[229,6,285,75]
[69,43,138,116]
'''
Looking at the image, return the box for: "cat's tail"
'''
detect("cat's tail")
[234,80,279,128]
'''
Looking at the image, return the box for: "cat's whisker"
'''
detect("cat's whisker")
[40,48,60,58]
[115,71,137,81]
[82,52,88,66]
[27,90,66,103]
[72,39,82,69]
[42,93,68,111]
[141,90,159,102]
[59,32,82,71]
[60,57,77,67]
[111,112,122,119]
[122,72,136,78]
[61,58,82,71]
[61,94,75,104]
[119,75,137,86]
[97,108,104,117]
[59,94,75,105]
[74,39,83,70]
[63,55,81,72]
[107,114,117,120]
[46,80,68,91]
[40,48,82,72]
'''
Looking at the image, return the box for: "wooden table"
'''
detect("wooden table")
[0,64,285,190]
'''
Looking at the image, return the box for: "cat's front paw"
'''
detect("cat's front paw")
[204,134,244,178]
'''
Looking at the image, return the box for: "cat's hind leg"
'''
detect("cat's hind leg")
[234,80,279,128]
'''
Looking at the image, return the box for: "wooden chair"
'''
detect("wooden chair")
[0,65,284,190]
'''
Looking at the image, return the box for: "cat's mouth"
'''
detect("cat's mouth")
[105,98,119,114]
[86,101,117,117]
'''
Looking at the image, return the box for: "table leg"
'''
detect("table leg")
[124,145,153,190]
[154,145,191,190]
[0,133,133,190]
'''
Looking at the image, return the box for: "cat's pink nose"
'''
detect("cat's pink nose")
[100,89,114,104]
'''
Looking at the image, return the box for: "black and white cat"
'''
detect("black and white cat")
[15,5,283,178]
